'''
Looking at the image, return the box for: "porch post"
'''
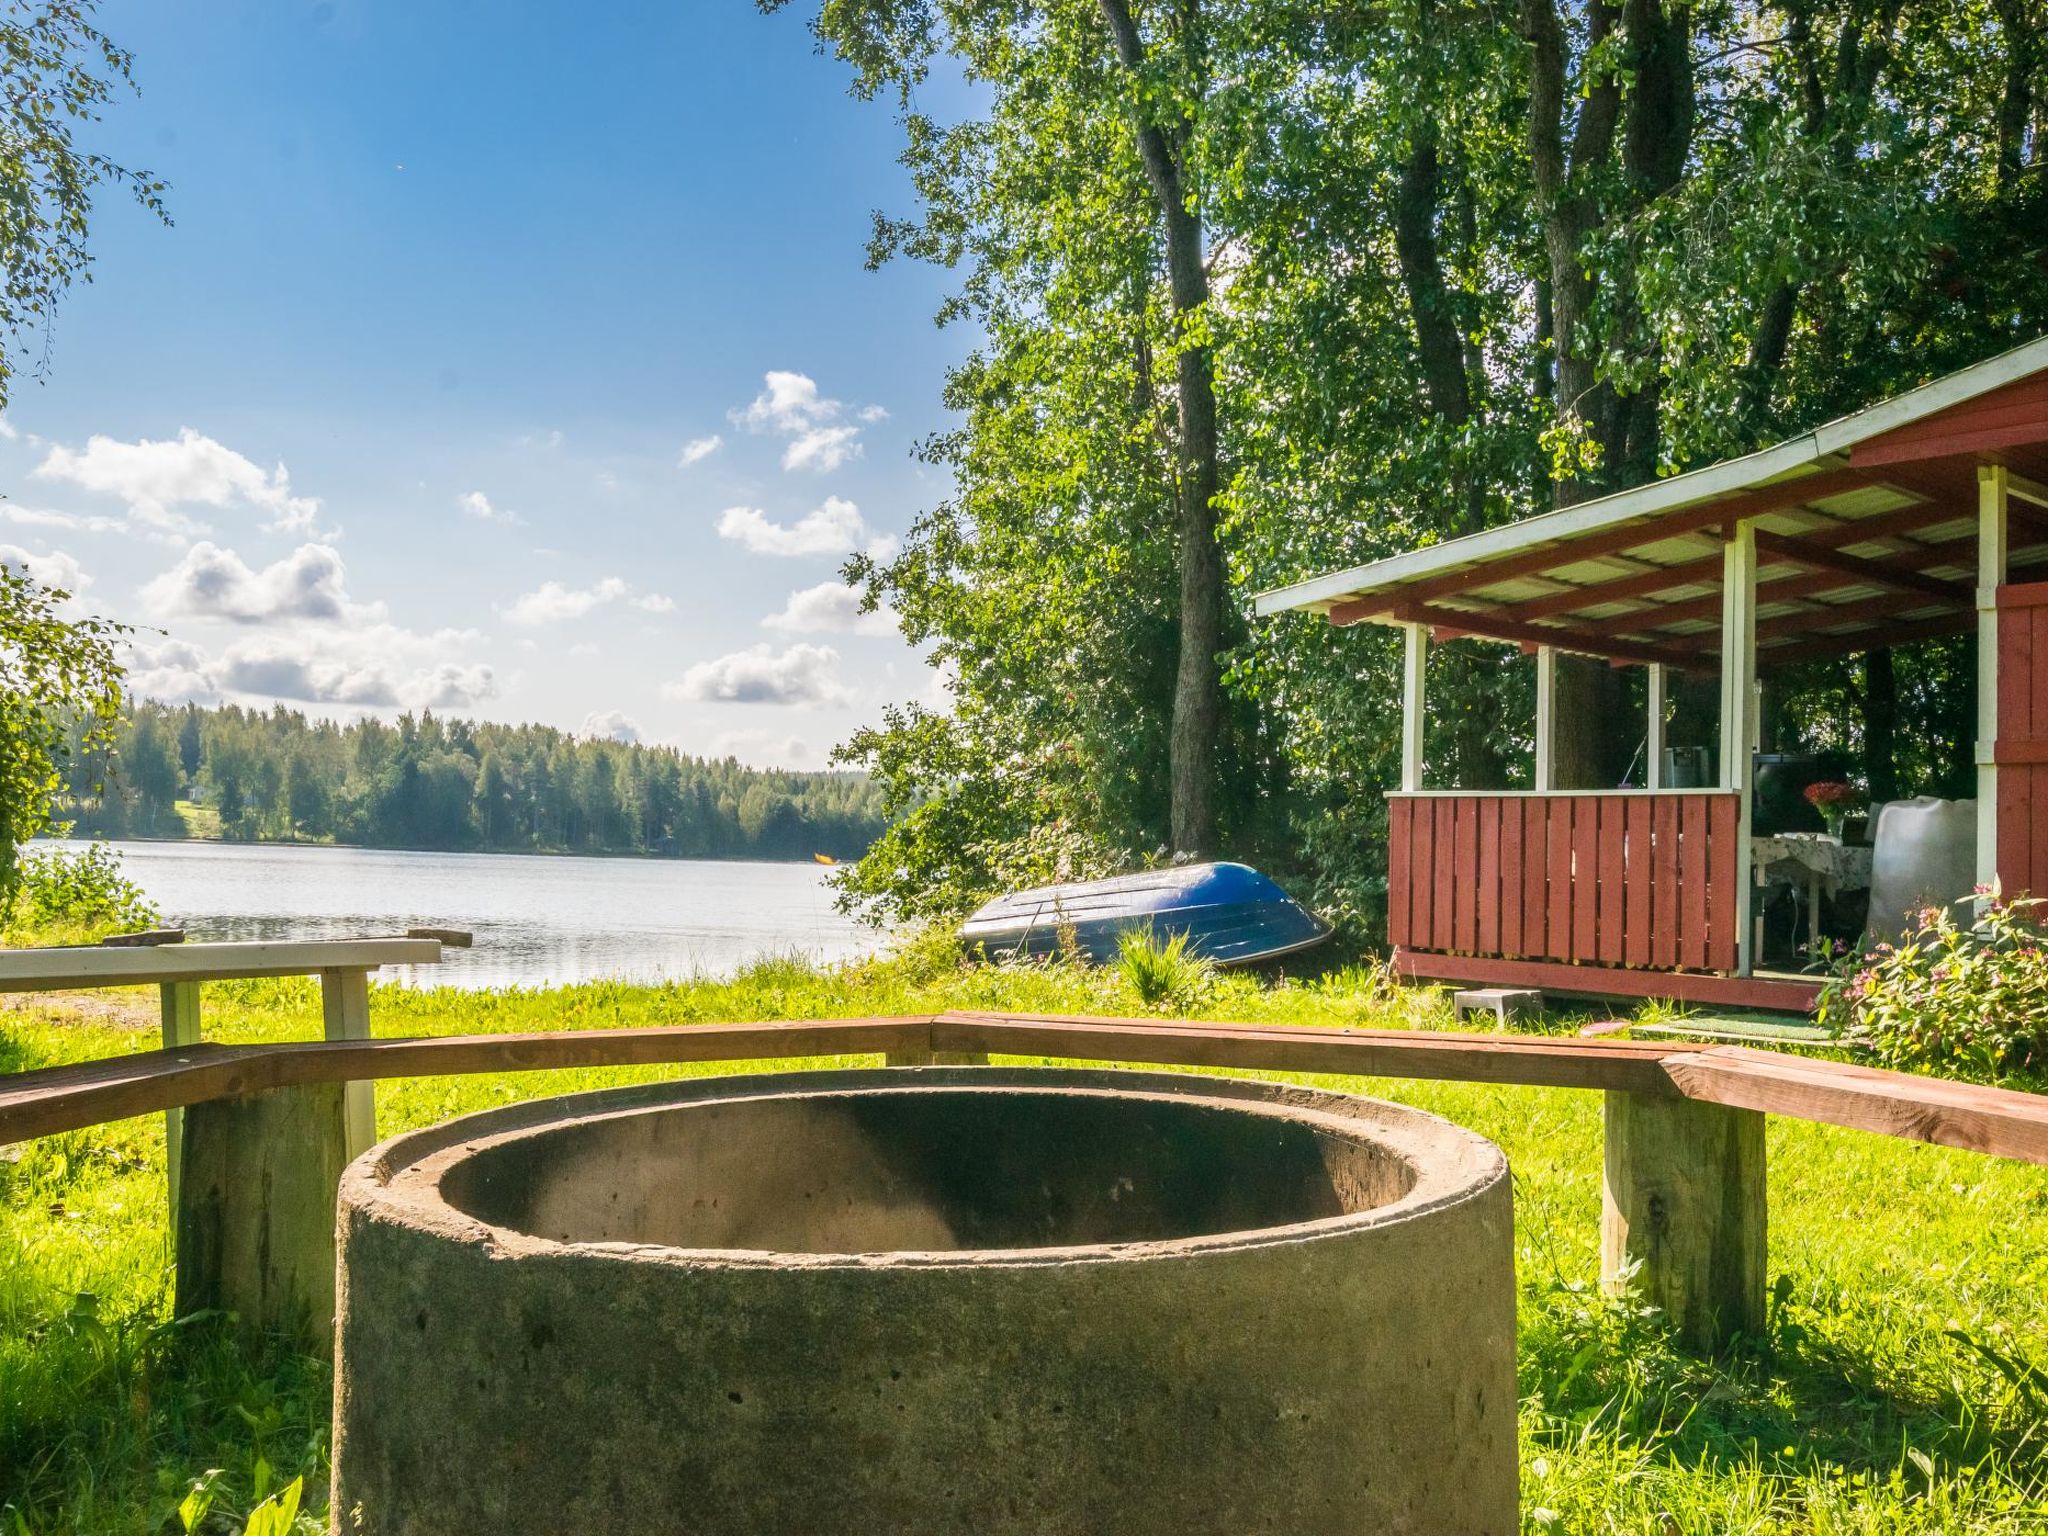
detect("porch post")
[1719,522,1759,974]
[1533,644,1557,792]
[1978,465,2009,895]
[1646,663,1667,790]
[1400,621,1428,792]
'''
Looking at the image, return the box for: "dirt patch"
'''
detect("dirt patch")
[0,989,159,1031]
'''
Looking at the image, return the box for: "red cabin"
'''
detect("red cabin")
[1257,335,2048,1011]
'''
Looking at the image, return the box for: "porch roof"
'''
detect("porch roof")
[1253,334,2048,672]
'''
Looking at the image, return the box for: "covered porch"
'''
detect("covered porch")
[1257,336,2048,1010]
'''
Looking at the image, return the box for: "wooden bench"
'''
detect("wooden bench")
[0,935,451,1338]
[4,1005,2045,1352]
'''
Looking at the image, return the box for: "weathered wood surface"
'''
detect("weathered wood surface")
[1663,1046,2048,1165]
[5,1013,2046,1166]
[1602,1090,1768,1352]
[930,1011,1683,1093]
[0,936,443,991]
[160,979,202,1215]
[321,968,377,1161]
[0,1018,935,1143]
[1994,577,2048,898]
[1386,792,1742,974]
[175,1081,351,1340]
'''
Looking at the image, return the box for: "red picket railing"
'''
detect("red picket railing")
[1387,791,1743,973]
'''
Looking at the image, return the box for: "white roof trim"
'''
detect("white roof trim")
[1255,332,2048,619]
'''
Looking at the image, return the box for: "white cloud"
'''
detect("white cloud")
[126,638,218,704]
[709,729,816,768]
[582,710,641,744]
[783,424,862,473]
[734,371,837,433]
[140,541,370,626]
[664,642,851,706]
[502,575,659,625]
[126,628,494,712]
[717,495,869,558]
[458,490,525,526]
[0,505,126,535]
[0,543,90,593]
[0,415,17,439]
[728,371,878,474]
[678,434,723,467]
[34,427,328,538]
[762,580,896,636]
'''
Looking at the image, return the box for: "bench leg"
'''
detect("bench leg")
[160,980,202,1217]
[321,967,377,1160]
[1601,1090,1767,1353]
[175,1082,351,1341]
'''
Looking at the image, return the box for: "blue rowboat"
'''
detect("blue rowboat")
[958,862,1331,967]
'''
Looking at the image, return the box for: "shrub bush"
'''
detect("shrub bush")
[5,842,159,939]
[1116,926,1214,1010]
[1817,891,2048,1083]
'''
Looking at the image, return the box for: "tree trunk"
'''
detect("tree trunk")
[1393,122,1474,434]
[1864,647,1899,804]
[1550,654,1635,789]
[1099,0,1223,856]
[1993,0,2038,193]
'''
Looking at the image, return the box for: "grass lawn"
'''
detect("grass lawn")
[3,944,2046,1533]
[172,801,221,841]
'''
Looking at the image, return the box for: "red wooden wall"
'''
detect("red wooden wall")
[1995,580,2048,896]
[1387,791,1742,973]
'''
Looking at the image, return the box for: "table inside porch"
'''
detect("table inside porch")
[1751,832,1872,956]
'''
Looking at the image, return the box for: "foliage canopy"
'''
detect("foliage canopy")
[0,564,126,910]
[777,0,2048,933]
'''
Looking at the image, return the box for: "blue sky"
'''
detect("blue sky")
[0,0,972,768]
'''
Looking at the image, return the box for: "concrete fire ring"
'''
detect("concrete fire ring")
[331,1067,1517,1535]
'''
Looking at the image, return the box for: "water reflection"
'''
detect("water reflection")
[42,839,879,990]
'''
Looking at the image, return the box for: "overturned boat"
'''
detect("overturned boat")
[959,861,1331,967]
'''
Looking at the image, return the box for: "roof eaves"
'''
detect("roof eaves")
[1252,330,2048,622]
[1251,432,1825,618]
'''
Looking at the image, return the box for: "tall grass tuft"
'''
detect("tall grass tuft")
[1116,926,1214,1010]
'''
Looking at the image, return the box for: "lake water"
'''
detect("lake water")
[44,839,879,990]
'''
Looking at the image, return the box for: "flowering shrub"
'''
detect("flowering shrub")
[1817,891,2048,1083]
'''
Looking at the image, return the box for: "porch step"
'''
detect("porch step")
[1451,987,1544,1025]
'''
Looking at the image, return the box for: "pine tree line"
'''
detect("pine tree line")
[58,702,891,862]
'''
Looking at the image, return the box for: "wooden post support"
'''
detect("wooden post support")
[159,980,201,1216]
[1719,522,1759,974]
[1400,621,1428,793]
[1645,663,1667,790]
[1533,644,1557,792]
[1602,1090,1766,1353]
[1978,465,2009,894]
[321,967,376,1159]
[175,1081,352,1341]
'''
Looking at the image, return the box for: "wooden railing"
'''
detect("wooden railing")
[5,1006,2047,1354]
[1388,790,1743,972]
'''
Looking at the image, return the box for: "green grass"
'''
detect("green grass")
[173,800,220,840]
[3,939,2046,1533]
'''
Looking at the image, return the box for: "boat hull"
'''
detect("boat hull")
[958,863,1330,968]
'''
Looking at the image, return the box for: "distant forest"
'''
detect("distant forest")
[56,703,892,862]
